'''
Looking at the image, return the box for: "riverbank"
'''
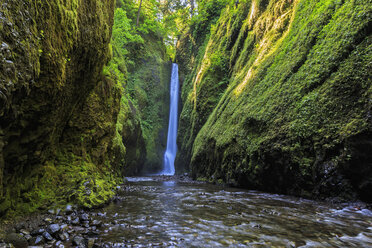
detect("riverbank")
[1,176,372,247]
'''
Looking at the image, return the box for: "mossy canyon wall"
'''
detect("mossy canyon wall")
[0,0,171,217]
[176,0,372,202]
[0,0,131,217]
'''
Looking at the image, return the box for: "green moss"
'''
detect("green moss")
[177,0,372,201]
[0,0,117,218]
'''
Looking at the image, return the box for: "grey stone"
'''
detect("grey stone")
[47,224,60,234]
[73,236,87,248]
[65,205,73,214]
[58,232,69,242]
[81,213,89,221]
[42,232,53,241]
[4,233,28,248]
[34,236,44,245]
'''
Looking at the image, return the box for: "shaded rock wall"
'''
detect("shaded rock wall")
[176,0,372,202]
[0,0,119,216]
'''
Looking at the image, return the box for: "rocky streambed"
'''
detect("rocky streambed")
[1,176,372,247]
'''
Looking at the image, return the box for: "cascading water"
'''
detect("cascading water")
[161,63,179,175]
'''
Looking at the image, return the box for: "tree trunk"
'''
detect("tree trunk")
[136,0,143,27]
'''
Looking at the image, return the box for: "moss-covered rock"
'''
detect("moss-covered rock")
[176,0,372,202]
[0,0,118,217]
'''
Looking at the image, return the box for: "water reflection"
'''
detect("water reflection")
[162,180,176,187]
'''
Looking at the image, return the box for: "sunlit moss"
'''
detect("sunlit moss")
[177,0,372,201]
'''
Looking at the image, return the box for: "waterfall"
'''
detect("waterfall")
[161,63,179,175]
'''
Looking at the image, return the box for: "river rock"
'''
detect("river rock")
[18,230,29,236]
[92,220,102,227]
[4,233,28,248]
[58,232,69,241]
[30,229,45,236]
[72,217,80,225]
[23,234,32,241]
[55,241,64,248]
[73,236,87,248]
[34,236,44,245]
[42,232,53,241]
[47,224,60,234]
[87,238,96,248]
[81,213,89,221]
[65,205,73,214]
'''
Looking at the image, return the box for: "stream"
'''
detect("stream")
[4,176,372,247]
[90,176,372,247]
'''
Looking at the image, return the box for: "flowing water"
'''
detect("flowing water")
[92,177,372,247]
[161,63,179,175]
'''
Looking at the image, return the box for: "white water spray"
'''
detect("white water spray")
[161,63,179,175]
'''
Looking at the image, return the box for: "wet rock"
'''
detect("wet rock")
[81,213,89,221]
[92,220,102,227]
[72,217,80,225]
[30,229,45,236]
[66,216,72,223]
[60,224,68,231]
[4,233,28,248]
[44,218,52,223]
[23,234,32,241]
[47,224,60,234]
[87,238,96,248]
[42,232,53,241]
[34,235,44,245]
[58,232,69,242]
[55,241,64,248]
[65,205,73,215]
[14,224,25,233]
[73,236,87,248]
[18,230,29,236]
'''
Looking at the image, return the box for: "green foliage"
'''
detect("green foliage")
[105,0,172,174]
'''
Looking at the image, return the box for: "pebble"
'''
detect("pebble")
[34,236,44,245]
[19,229,29,236]
[48,224,61,235]
[92,220,102,227]
[58,232,69,241]
[42,232,53,241]
[31,229,45,236]
[47,224,60,234]
[73,236,87,248]
[81,213,89,221]
[4,233,28,248]
[65,205,73,214]
[72,217,80,225]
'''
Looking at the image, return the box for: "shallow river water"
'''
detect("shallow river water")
[90,176,372,247]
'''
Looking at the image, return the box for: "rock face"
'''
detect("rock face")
[176,0,372,202]
[0,0,120,216]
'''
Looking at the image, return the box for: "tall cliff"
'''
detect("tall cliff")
[176,0,372,202]
[0,0,124,217]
